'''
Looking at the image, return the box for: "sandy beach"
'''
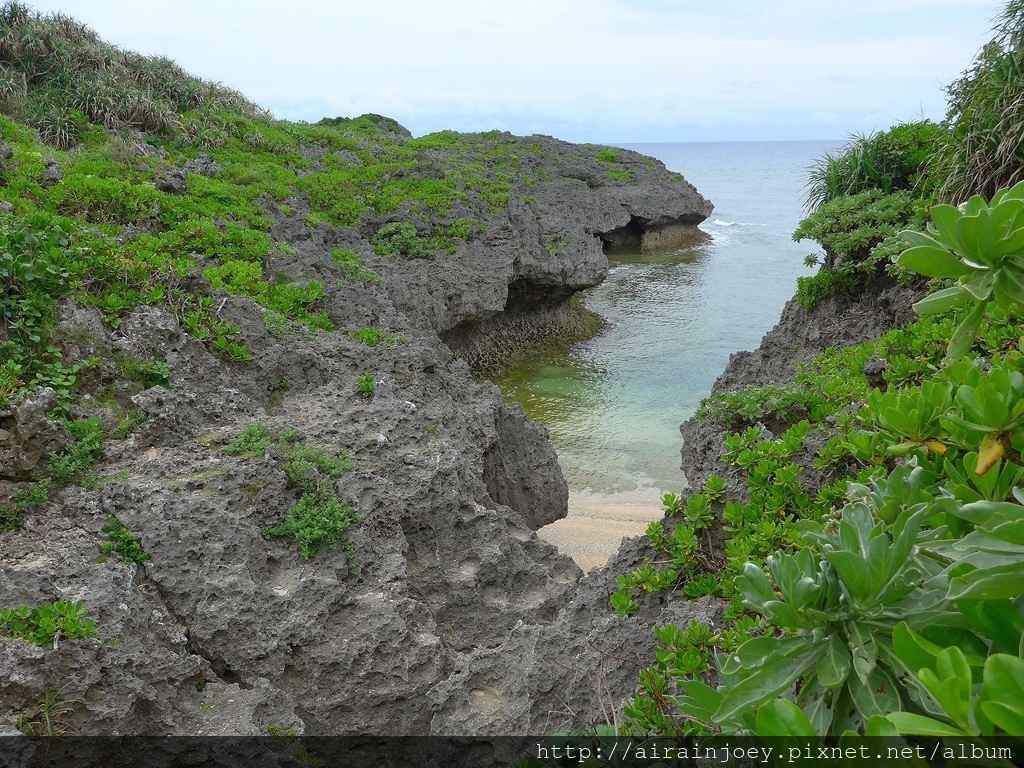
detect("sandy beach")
[537,486,667,573]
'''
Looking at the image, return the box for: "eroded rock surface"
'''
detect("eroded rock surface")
[0,133,712,736]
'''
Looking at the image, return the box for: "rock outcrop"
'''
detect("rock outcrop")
[0,131,711,736]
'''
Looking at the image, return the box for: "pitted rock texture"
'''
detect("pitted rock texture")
[0,134,712,737]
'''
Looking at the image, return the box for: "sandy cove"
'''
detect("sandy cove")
[538,486,667,573]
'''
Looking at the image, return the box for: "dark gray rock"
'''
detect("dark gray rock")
[41,159,63,187]
[183,153,223,177]
[0,131,713,736]
[0,388,67,481]
[155,169,187,195]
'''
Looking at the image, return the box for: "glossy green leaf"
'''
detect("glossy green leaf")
[918,647,972,729]
[892,621,941,674]
[958,599,1024,655]
[929,204,965,249]
[714,645,825,722]
[819,633,851,689]
[755,699,818,737]
[957,209,994,264]
[913,285,968,315]
[826,550,871,604]
[948,563,1024,600]
[979,702,1024,736]
[667,680,722,723]
[864,715,900,737]
[982,654,1024,710]
[885,711,970,736]
[897,245,974,278]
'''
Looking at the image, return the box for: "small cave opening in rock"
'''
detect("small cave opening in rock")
[599,215,648,255]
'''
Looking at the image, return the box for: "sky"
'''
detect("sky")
[26,0,1006,144]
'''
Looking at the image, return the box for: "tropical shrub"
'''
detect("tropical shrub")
[636,183,1024,740]
[803,121,944,212]
[932,2,1024,201]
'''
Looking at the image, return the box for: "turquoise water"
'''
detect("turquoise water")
[492,140,842,495]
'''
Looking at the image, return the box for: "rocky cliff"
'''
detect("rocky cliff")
[0,117,713,737]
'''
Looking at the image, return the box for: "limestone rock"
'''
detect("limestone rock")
[0,388,67,481]
[155,169,188,195]
[0,129,714,736]
[41,159,63,187]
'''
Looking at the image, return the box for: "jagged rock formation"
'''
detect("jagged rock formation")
[0,130,711,736]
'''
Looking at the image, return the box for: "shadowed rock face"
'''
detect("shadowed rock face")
[0,131,713,737]
[601,214,712,254]
[429,135,713,373]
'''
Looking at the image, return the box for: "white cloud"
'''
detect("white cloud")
[23,0,1004,141]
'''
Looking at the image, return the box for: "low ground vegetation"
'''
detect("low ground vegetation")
[618,1,1024,739]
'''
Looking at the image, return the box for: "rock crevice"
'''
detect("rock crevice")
[0,131,712,736]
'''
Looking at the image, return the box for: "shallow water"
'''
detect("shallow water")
[494,141,842,505]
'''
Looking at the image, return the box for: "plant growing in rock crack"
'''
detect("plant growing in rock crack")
[46,418,104,487]
[354,372,375,399]
[1,478,52,531]
[0,600,98,648]
[17,685,81,737]
[98,515,148,565]
[348,326,405,347]
[224,422,273,456]
[220,424,366,567]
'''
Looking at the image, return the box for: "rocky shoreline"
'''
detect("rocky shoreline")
[1,126,715,735]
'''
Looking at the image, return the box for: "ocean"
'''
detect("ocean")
[491,140,844,499]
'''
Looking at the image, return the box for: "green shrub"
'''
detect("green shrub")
[98,515,148,564]
[47,418,103,486]
[803,121,945,212]
[348,327,404,347]
[0,600,98,648]
[354,372,375,398]
[224,422,272,456]
[331,248,381,284]
[371,222,435,260]
[0,506,20,532]
[261,488,362,562]
[795,268,865,309]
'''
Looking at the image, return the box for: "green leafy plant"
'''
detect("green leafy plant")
[0,599,98,648]
[682,493,714,530]
[661,492,683,517]
[863,380,952,456]
[888,624,1024,737]
[354,372,375,399]
[259,433,361,565]
[99,515,148,565]
[262,489,361,562]
[610,589,639,618]
[331,248,381,283]
[47,417,104,486]
[702,474,727,502]
[371,221,435,259]
[802,122,944,212]
[224,422,272,456]
[940,358,1024,471]
[896,182,1024,359]
[347,326,405,347]
[672,505,952,734]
